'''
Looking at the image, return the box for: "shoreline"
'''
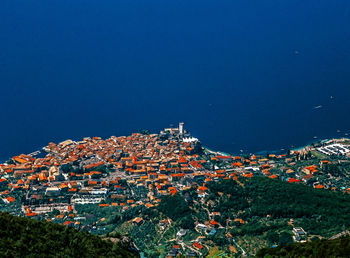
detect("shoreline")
[1,137,349,165]
[205,137,350,157]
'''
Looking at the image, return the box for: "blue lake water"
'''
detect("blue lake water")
[0,0,350,160]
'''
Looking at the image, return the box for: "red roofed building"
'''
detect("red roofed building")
[209,220,219,227]
[63,221,74,226]
[314,184,325,189]
[6,196,15,202]
[85,161,104,169]
[302,165,318,175]
[288,178,301,183]
[215,155,232,161]
[193,242,203,250]
[198,186,208,192]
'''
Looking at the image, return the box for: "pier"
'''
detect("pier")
[27,150,41,157]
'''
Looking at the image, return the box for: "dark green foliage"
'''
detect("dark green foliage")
[206,179,249,213]
[179,215,195,229]
[257,235,350,258]
[266,231,279,244]
[138,129,151,135]
[278,232,293,245]
[6,159,14,165]
[157,194,192,221]
[193,141,203,154]
[310,236,320,242]
[51,209,60,216]
[61,163,74,173]
[323,164,343,177]
[61,163,84,174]
[0,212,138,257]
[245,177,350,236]
[207,177,350,237]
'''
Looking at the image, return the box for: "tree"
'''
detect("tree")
[179,216,195,229]
[51,209,60,216]
[157,194,192,221]
[267,231,279,244]
[139,129,151,135]
[279,232,293,245]
[0,212,138,257]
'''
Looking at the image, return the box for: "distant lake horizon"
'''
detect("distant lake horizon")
[1,0,350,161]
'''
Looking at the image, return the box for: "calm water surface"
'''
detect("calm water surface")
[0,0,350,160]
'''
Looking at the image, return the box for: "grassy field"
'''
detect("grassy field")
[206,246,227,257]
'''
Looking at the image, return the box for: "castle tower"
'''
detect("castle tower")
[179,122,184,135]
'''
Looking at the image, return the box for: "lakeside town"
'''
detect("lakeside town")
[1,123,350,257]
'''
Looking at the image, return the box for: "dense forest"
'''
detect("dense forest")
[157,194,195,229]
[0,212,138,257]
[256,235,350,257]
[206,177,350,237]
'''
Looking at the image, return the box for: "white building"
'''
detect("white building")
[179,122,184,135]
[182,137,198,143]
[317,144,350,156]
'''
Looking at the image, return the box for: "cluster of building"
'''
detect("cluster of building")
[317,143,350,156]
[0,123,205,217]
[0,123,350,255]
[1,125,349,215]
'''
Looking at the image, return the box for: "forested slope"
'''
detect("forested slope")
[0,212,138,257]
[256,235,350,257]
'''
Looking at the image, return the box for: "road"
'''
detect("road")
[232,238,247,257]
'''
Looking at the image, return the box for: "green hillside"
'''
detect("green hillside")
[256,235,350,257]
[0,212,138,257]
[206,176,350,237]
[202,176,350,254]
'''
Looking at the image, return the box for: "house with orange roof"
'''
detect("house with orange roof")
[261,164,270,169]
[168,187,177,196]
[88,180,98,186]
[262,170,271,175]
[132,217,143,226]
[1,190,9,195]
[215,155,232,162]
[288,178,301,183]
[193,242,203,250]
[302,165,318,175]
[314,184,325,189]
[209,220,219,227]
[0,178,8,186]
[13,156,29,164]
[58,182,68,189]
[234,218,245,224]
[170,173,185,182]
[232,162,243,167]
[39,173,47,181]
[286,169,295,174]
[63,221,74,226]
[145,203,154,208]
[85,161,105,170]
[6,196,15,202]
[198,186,208,192]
